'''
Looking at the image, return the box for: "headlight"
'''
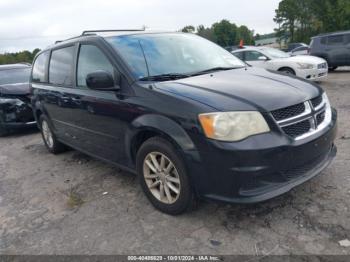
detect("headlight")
[322,92,332,119]
[297,63,314,69]
[0,98,24,106]
[198,111,270,142]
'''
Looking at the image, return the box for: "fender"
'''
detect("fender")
[128,114,200,161]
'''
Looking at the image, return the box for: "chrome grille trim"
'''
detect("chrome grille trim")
[276,101,311,127]
[271,94,332,140]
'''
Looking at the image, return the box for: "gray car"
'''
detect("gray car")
[309,31,350,71]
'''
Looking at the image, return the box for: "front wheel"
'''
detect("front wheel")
[136,137,196,215]
[0,124,8,137]
[40,115,66,154]
[279,67,296,75]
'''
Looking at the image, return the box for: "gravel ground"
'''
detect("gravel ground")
[0,69,350,255]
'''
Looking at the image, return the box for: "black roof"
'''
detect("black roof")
[0,63,31,71]
[38,30,181,55]
[53,29,174,44]
[312,30,350,38]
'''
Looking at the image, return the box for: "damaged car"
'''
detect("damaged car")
[0,63,36,136]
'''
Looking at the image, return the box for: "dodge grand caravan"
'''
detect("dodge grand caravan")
[31,30,337,215]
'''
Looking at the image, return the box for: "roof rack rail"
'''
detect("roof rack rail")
[81,29,145,35]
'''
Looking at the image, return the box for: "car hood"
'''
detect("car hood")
[274,55,326,65]
[0,82,30,95]
[154,67,322,112]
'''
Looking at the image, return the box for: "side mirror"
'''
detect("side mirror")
[86,71,119,91]
[258,56,268,61]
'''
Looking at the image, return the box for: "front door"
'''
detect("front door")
[243,50,270,69]
[66,43,134,165]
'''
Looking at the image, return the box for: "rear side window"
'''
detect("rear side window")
[320,37,327,45]
[77,45,114,87]
[49,46,75,86]
[233,52,244,60]
[32,51,49,83]
[327,35,344,45]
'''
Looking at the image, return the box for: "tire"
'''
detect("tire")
[136,137,196,215]
[0,124,8,137]
[39,115,66,154]
[328,66,338,72]
[279,67,296,75]
[0,114,9,137]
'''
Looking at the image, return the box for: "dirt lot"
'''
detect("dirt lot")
[1,69,350,255]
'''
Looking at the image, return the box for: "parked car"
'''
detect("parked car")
[0,63,36,136]
[282,43,308,52]
[289,45,309,56]
[31,30,337,215]
[232,46,328,81]
[309,30,350,71]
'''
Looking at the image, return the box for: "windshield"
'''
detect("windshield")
[0,68,31,85]
[106,33,245,79]
[261,48,290,59]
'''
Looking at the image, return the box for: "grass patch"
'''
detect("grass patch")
[66,187,84,208]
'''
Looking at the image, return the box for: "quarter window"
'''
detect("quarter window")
[49,46,75,86]
[77,45,114,87]
[327,35,344,45]
[32,51,49,83]
[345,34,350,44]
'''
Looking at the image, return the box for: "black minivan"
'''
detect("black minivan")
[31,30,337,214]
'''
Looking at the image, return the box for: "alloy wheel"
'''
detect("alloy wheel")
[143,152,181,204]
[42,120,54,148]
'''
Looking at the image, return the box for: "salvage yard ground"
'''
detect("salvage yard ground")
[0,69,350,255]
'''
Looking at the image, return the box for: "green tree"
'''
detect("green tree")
[196,25,216,42]
[0,49,41,65]
[212,19,238,46]
[237,25,255,45]
[274,0,350,44]
[181,25,195,33]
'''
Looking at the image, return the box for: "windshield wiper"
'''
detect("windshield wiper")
[190,66,241,76]
[139,73,190,81]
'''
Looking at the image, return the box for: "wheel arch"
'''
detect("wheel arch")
[278,66,296,75]
[127,114,200,166]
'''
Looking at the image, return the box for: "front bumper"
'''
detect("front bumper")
[0,97,36,131]
[189,109,337,204]
[296,67,328,81]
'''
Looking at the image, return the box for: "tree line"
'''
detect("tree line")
[0,49,40,65]
[274,0,350,44]
[181,19,255,47]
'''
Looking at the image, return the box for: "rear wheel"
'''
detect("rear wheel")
[136,137,196,215]
[40,115,66,154]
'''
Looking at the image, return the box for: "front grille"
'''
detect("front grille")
[282,120,311,138]
[311,95,323,108]
[317,62,327,69]
[316,111,325,126]
[271,103,305,121]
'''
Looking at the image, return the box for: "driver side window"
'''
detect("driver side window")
[77,44,114,88]
[245,51,266,61]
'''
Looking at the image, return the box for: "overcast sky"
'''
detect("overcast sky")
[0,0,280,53]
